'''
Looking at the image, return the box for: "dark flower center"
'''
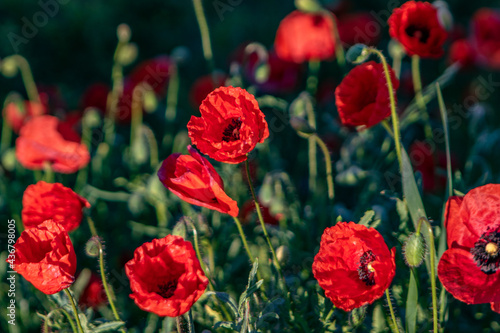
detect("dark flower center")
[357,250,377,286]
[156,280,177,299]
[471,229,500,274]
[405,25,430,44]
[222,118,242,142]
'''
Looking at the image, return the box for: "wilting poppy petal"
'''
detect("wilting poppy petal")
[125,235,208,317]
[158,145,239,216]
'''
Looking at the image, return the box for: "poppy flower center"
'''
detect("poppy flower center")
[470,230,500,274]
[222,118,242,142]
[405,25,430,43]
[156,280,177,299]
[357,250,377,286]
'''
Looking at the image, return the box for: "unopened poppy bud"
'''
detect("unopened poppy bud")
[85,236,101,258]
[1,56,18,78]
[116,23,131,42]
[388,39,406,60]
[276,245,290,265]
[254,63,270,84]
[143,89,157,113]
[82,108,101,129]
[117,43,138,66]
[294,0,322,13]
[403,232,427,267]
[346,44,370,64]
[290,116,315,135]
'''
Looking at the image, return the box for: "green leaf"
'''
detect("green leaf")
[405,269,418,333]
[92,321,126,332]
[213,321,236,330]
[359,210,375,227]
[205,291,239,317]
[248,258,259,286]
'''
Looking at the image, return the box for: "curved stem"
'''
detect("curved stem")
[313,135,334,201]
[165,64,179,121]
[244,159,284,280]
[142,125,159,169]
[369,48,403,172]
[56,308,78,333]
[10,55,40,103]
[64,289,84,333]
[192,0,215,72]
[232,216,255,263]
[385,289,400,333]
[323,11,345,69]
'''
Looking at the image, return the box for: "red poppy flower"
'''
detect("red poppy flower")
[189,73,227,109]
[79,273,107,308]
[3,101,46,133]
[8,220,77,295]
[337,12,380,47]
[15,115,90,173]
[448,39,476,68]
[438,184,500,307]
[388,1,448,58]
[81,83,110,113]
[312,222,396,312]
[187,86,269,164]
[157,145,239,216]
[334,61,399,129]
[129,56,172,96]
[22,181,90,232]
[470,8,500,70]
[125,235,209,317]
[274,10,336,63]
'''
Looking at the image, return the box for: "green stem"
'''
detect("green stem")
[324,307,334,323]
[64,289,84,333]
[0,113,13,153]
[232,216,255,263]
[411,55,433,139]
[87,217,126,333]
[385,289,400,333]
[57,308,78,333]
[369,48,403,172]
[43,162,54,183]
[75,114,93,191]
[416,218,439,332]
[244,159,284,281]
[130,84,145,149]
[306,60,320,96]
[313,135,334,201]
[304,94,317,194]
[392,53,402,80]
[142,125,159,169]
[436,83,453,196]
[10,55,40,103]
[324,11,345,69]
[165,64,179,121]
[192,0,215,72]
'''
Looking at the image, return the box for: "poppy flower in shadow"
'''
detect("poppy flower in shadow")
[3,101,46,133]
[125,235,208,317]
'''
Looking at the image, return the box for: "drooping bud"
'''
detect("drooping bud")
[1,56,18,78]
[403,232,427,267]
[276,245,290,266]
[116,23,131,43]
[85,236,102,258]
[346,44,370,64]
[295,0,322,13]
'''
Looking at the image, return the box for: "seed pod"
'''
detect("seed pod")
[403,232,427,267]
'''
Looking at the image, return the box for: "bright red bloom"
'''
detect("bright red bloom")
[125,235,208,317]
[438,184,500,307]
[337,12,380,47]
[448,39,476,67]
[335,61,399,129]
[157,145,239,216]
[3,101,46,133]
[189,73,227,109]
[22,181,90,232]
[274,10,336,63]
[15,115,90,173]
[388,1,448,58]
[313,222,396,311]
[79,273,107,308]
[9,220,77,295]
[470,8,500,70]
[187,86,269,164]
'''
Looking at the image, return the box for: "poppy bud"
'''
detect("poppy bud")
[117,43,138,66]
[276,245,290,265]
[116,23,131,42]
[1,56,18,78]
[403,232,426,267]
[294,0,322,13]
[346,44,370,64]
[85,236,101,258]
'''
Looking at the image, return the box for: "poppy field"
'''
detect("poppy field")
[2,0,500,332]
